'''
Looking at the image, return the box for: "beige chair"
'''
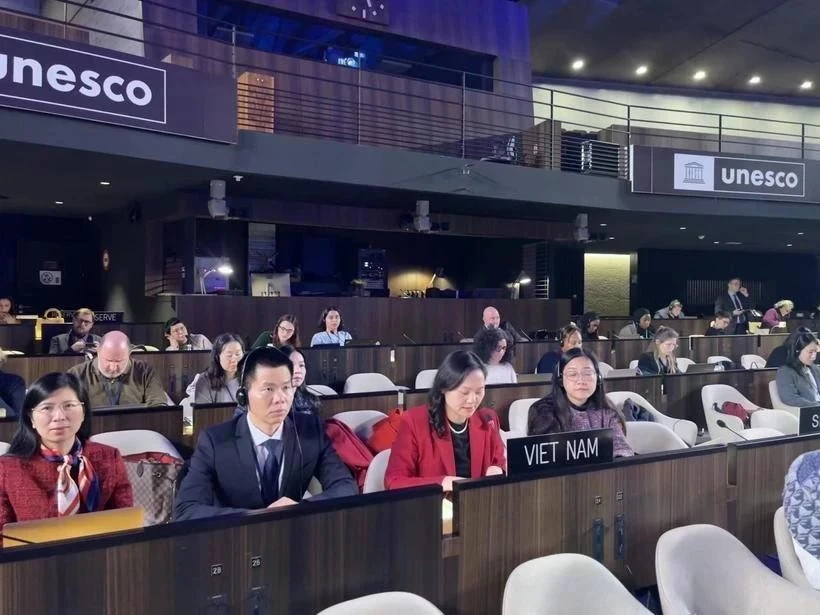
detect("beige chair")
[606,391,698,446]
[628,359,639,370]
[773,507,814,589]
[751,409,799,435]
[333,410,388,443]
[741,354,767,369]
[656,524,820,614]
[0,441,9,455]
[90,430,182,459]
[676,357,695,372]
[414,369,437,390]
[508,397,540,435]
[362,449,391,494]
[701,384,766,441]
[707,355,732,364]
[625,422,688,454]
[769,380,801,417]
[503,553,652,614]
[317,592,443,615]
[597,361,614,378]
[343,373,408,394]
[306,384,338,396]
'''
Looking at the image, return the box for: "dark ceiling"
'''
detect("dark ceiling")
[521,0,820,99]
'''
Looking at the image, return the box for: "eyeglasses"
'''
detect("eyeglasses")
[278,325,295,333]
[563,370,597,382]
[220,351,244,360]
[32,401,84,417]
[74,318,93,325]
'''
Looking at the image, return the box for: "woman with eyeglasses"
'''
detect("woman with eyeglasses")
[527,347,633,457]
[637,326,680,376]
[195,333,245,404]
[251,314,301,349]
[0,372,133,529]
[473,327,517,385]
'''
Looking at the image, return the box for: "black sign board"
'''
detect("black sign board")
[506,428,614,476]
[61,310,124,323]
[798,406,820,435]
[630,145,818,203]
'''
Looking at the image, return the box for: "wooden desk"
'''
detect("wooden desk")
[450,447,728,614]
[0,487,444,615]
[611,338,652,369]
[757,333,789,360]
[602,374,665,411]
[688,334,757,364]
[728,433,820,554]
[0,321,36,354]
[40,322,168,354]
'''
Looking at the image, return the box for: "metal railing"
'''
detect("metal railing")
[4,0,820,181]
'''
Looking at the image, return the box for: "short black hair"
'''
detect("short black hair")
[164,317,184,335]
[785,331,820,371]
[238,346,293,388]
[473,326,513,364]
[714,310,731,319]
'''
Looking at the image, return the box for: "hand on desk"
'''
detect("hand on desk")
[268,497,298,509]
[441,476,465,492]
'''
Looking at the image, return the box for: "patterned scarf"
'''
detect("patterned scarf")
[40,439,100,516]
[783,451,820,558]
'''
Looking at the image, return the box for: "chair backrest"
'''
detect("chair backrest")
[707,355,731,364]
[741,354,767,369]
[606,391,697,446]
[90,430,182,459]
[317,592,443,615]
[628,359,639,370]
[768,380,800,417]
[414,369,438,390]
[332,410,388,443]
[306,384,338,396]
[625,422,688,454]
[773,507,814,589]
[362,449,391,494]
[503,553,652,615]
[0,441,9,455]
[343,373,399,394]
[656,524,820,615]
[508,398,540,435]
[597,361,614,378]
[701,384,756,440]
[676,357,695,372]
[750,410,799,435]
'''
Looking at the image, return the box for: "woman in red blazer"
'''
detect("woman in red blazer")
[385,351,506,491]
[0,372,132,529]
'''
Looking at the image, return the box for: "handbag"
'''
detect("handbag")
[122,454,184,525]
[367,408,404,453]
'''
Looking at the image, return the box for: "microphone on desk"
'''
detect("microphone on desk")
[716,419,748,441]
[402,333,417,344]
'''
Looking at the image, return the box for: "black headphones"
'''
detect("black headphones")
[234,346,292,408]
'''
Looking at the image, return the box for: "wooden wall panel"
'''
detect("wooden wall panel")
[0,321,36,354]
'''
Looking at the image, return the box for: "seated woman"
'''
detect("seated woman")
[194,333,245,404]
[536,324,582,375]
[654,299,685,320]
[617,308,654,340]
[775,331,820,408]
[0,372,133,528]
[637,326,680,376]
[768,327,813,368]
[385,350,506,491]
[0,296,19,325]
[279,344,321,416]
[251,314,301,349]
[473,327,517,384]
[527,347,634,457]
[0,347,24,417]
[783,450,820,589]
[762,299,793,329]
[310,306,353,347]
[578,312,602,341]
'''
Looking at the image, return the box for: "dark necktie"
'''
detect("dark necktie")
[731,294,741,310]
[261,439,282,505]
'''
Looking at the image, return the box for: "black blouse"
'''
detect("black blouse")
[449,420,471,478]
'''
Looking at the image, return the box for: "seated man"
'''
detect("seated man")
[164,318,212,351]
[174,347,357,520]
[68,331,168,407]
[704,311,732,336]
[49,308,102,354]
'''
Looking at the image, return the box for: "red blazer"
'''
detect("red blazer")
[385,405,506,490]
[0,441,133,528]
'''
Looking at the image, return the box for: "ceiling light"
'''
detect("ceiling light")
[55,200,63,205]
[787,243,793,247]
[87,216,93,221]
[99,181,110,186]
[698,235,705,240]
[800,80,814,90]
[798,232,805,235]
[679,226,687,230]
[748,75,761,85]
[725,241,743,246]
[608,236,615,240]
[713,241,720,245]
[635,65,648,76]
[693,70,707,81]
[600,223,607,227]
[571,58,585,71]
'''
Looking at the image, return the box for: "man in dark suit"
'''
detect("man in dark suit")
[49,308,102,354]
[714,277,752,335]
[174,347,357,520]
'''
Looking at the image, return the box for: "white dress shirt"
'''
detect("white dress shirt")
[246,413,285,491]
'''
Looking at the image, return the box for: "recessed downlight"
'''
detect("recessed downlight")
[748,75,761,85]
[571,58,585,71]
[693,70,707,81]
[800,80,814,91]
[635,65,648,76]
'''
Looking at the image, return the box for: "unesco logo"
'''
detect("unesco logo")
[674,153,805,197]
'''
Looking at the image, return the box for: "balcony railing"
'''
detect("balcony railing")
[4,0,820,182]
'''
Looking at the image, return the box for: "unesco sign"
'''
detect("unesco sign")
[630,146,818,203]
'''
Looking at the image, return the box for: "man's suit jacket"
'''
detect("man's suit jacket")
[174,412,357,520]
[775,364,820,408]
[715,293,750,319]
[384,405,506,490]
[49,331,102,354]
